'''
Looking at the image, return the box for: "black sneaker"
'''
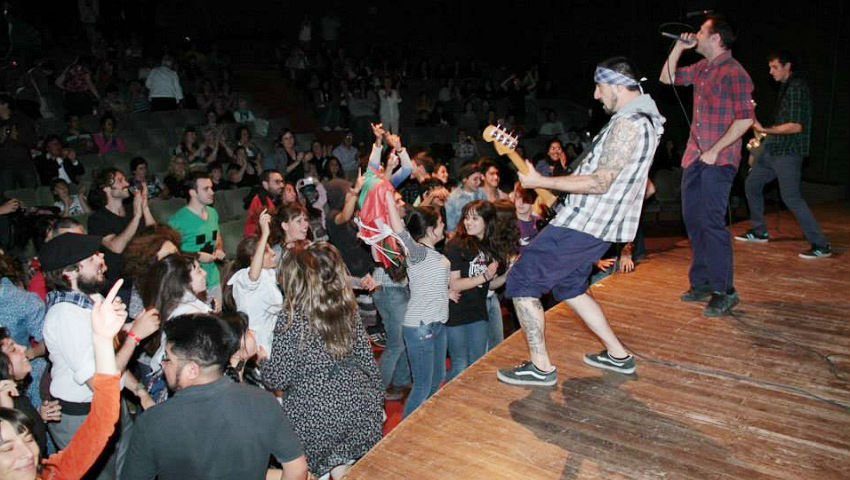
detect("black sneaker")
[681,284,713,302]
[497,361,557,386]
[799,244,832,259]
[703,289,739,317]
[583,350,636,374]
[368,331,387,349]
[734,229,769,243]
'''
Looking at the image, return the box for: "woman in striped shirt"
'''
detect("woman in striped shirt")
[385,192,456,417]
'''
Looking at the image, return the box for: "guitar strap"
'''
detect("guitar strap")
[558,112,655,208]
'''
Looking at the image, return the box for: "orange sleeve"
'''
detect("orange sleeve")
[40,374,121,480]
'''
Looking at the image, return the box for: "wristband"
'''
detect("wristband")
[127,330,142,345]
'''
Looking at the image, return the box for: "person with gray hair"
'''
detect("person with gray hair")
[145,55,183,111]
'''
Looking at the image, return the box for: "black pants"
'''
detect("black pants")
[150,97,178,111]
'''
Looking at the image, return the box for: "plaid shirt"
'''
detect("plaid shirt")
[675,51,754,168]
[551,95,664,243]
[765,75,811,156]
[46,289,94,310]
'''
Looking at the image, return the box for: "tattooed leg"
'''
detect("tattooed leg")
[512,297,553,371]
[564,293,628,358]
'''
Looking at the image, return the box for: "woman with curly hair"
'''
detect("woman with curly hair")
[444,200,511,380]
[124,225,181,319]
[262,242,382,480]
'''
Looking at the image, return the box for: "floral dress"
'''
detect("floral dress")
[262,307,383,476]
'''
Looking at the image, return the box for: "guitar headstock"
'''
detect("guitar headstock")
[482,124,519,156]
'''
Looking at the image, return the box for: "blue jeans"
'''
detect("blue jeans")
[682,162,737,293]
[446,320,488,381]
[373,287,411,388]
[485,294,504,351]
[744,152,827,246]
[402,322,447,418]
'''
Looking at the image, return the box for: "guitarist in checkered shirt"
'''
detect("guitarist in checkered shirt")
[496,56,664,386]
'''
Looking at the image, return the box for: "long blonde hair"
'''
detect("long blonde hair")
[278,242,358,358]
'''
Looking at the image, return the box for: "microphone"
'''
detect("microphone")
[661,32,695,45]
[685,9,713,18]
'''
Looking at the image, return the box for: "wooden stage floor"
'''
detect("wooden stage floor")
[348,203,850,480]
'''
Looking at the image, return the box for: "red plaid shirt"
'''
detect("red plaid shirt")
[675,51,754,168]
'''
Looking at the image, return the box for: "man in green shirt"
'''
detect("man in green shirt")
[168,172,226,305]
[735,50,830,259]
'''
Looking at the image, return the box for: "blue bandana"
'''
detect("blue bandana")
[594,66,646,94]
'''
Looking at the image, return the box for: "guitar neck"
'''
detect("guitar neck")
[505,151,558,207]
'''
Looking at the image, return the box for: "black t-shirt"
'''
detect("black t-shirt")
[88,207,148,291]
[446,240,490,326]
[122,377,303,480]
[326,210,373,277]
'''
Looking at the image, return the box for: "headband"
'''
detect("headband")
[594,66,646,94]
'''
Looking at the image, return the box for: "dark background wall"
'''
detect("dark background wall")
[20,0,850,185]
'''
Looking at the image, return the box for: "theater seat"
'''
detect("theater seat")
[148,197,186,224]
[219,219,245,258]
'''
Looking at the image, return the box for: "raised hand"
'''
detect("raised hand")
[131,308,161,340]
[132,189,144,218]
[370,122,386,142]
[676,32,697,51]
[259,209,272,237]
[92,279,128,340]
[353,168,365,193]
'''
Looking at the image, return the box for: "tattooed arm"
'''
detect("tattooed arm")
[517,117,640,194]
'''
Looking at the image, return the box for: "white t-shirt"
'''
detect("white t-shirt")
[226,268,281,354]
[44,300,96,402]
[150,292,210,372]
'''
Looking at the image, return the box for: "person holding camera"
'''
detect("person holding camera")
[0,121,39,192]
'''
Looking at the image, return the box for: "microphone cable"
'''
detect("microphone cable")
[659,22,700,154]
[658,20,738,297]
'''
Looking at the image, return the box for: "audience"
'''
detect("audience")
[0,18,657,479]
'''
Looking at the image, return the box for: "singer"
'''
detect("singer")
[659,14,754,317]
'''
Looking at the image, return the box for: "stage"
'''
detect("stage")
[347,202,850,479]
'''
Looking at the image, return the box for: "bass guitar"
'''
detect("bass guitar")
[482,124,558,207]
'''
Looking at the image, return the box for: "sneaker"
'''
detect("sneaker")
[497,361,557,386]
[681,284,713,302]
[368,331,387,349]
[799,244,832,259]
[734,229,769,243]
[583,350,636,374]
[385,386,405,401]
[703,289,739,317]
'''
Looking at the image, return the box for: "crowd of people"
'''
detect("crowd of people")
[0,19,634,477]
[1,7,829,480]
